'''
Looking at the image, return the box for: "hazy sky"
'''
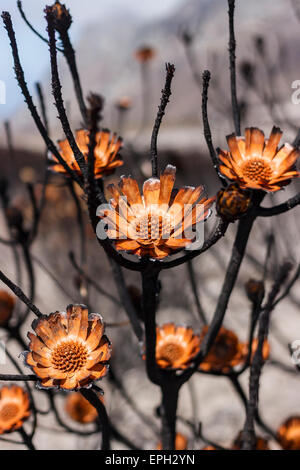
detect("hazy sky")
[0,0,181,118]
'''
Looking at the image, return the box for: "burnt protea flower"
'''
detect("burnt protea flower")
[49,129,123,179]
[0,290,15,327]
[115,97,132,111]
[23,304,111,391]
[48,1,72,32]
[154,323,200,370]
[0,386,30,434]
[245,279,265,304]
[65,392,103,424]
[100,165,215,259]
[134,46,156,63]
[199,326,244,374]
[277,417,300,450]
[216,183,252,221]
[218,127,300,191]
[241,337,270,363]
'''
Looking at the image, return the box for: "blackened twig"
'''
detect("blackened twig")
[0,179,23,302]
[198,422,227,450]
[45,10,87,179]
[32,254,77,301]
[273,263,300,307]
[0,374,37,381]
[17,0,63,52]
[0,436,23,445]
[19,0,87,124]
[191,215,256,371]
[110,423,139,450]
[80,388,110,450]
[256,192,300,217]
[0,268,43,318]
[109,259,144,342]
[18,241,36,325]
[85,93,104,229]
[150,63,175,177]
[202,70,227,186]
[48,392,98,437]
[262,233,274,280]
[1,12,82,186]
[229,374,277,442]
[35,82,49,133]
[69,252,121,306]
[68,180,86,267]
[59,29,88,125]
[228,0,241,135]
[233,294,263,377]
[18,427,35,450]
[268,358,299,375]
[108,366,159,433]
[182,193,265,381]
[293,129,300,147]
[241,262,293,449]
[26,182,40,244]
[4,121,15,165]
[160,218,229,270]
[161,382,179,449]
[142,265,161,385]
[187,259,207,325]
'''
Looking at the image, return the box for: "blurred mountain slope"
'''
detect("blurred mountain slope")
[5,0,300,151]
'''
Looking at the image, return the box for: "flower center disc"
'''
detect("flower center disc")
[159,342,184,364]
[242,158,272,183]
[51,340,88,373]
[214,341,235,360]
[285,426,300,445]
[135,213,170,243]
[74,402,90,421]
[0,403,19,422]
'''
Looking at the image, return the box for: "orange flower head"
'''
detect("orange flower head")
[216,183,252,221]
[49,1,72,32]
[49,129,123,179]
[218,127,300,191]
[155,323,200,370]
[241,337,270,363]
[0,290,15,327]
[100,165,215,259]
[65,392,103,424]
[23,304,111,391]
[157,433,188,450]
[202,445,218,450]
[245,279,265,304]
[199,326,244,373]
[19,166,36,184]
[116,97,132,111]
[277,416,300,450]
[0,386,30,434]
[135,46,156,63]
[232,431,269,450]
